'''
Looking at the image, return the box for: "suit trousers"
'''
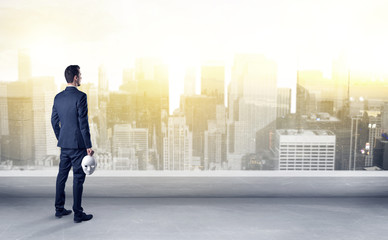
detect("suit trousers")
[55,148,87,218]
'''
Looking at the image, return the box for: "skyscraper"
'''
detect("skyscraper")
[229,54,277,155]
[381,102,388,133]
[112,124,148,170]
[0,83,8,163]
[180,95,217,167]
[0,83,8,137]
[204,105,226,170]
[32,77,58,166]
[98,65,110,151]
[365,114,382,167]
[120,68,137,95]
[4,81,34,166]
[296,70,335,115]
[134,58,169,169]
[18,49,31,82]
[184,67,196,96]
[163,110,192,171]
[277,88,291,118]
[332,54,349,115]
[201,65,224,104]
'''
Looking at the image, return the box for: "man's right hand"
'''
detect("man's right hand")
[87,148,94,156]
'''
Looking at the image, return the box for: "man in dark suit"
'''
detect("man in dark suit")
[51,65,94,223]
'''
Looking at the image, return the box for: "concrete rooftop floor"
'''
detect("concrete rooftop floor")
[1,171,388,240]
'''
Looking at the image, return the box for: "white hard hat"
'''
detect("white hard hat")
[81,155,97,175]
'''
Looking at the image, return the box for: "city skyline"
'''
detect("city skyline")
[1,50,388,171]
[1,0,388,171]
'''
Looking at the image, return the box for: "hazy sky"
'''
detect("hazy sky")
[1,0,387,111]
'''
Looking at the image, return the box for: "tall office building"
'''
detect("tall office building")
[112,124,148,170]
[201,65,224,104]
[98,65,109,93]
[18,49,31,82]
[79,83,99,120]
[184,67,196,96]
[277,88,291,118]
[204,105,226,170]
[373,136,388,169]
[229,54,277,155]
[296,70,335,116]
[332,54,349,114]
[134,58,169,169]
[382,103,388,133]
[135,58,169,98]
[4,81,34,166]
[0,83,8,163]
[32,77,58,166]
[365,115,382,167]
[180,95,217,167]
[163,110,192,171]
[120,68,137,95]
[0,83,8,136]
[98,66,110,151]
[2,50,33,166]
[275,129,336,171]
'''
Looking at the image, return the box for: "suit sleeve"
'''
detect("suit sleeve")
[78,93,92,148]
[51,100,60,140]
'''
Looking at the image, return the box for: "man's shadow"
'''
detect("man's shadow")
[15,214,86,240]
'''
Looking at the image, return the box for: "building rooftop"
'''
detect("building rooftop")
[277,129,335,136]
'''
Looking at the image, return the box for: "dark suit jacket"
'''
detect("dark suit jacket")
[51,86,92,149]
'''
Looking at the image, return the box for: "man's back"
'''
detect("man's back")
[51,86,91,149]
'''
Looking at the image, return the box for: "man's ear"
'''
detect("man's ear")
[73,75,78,82]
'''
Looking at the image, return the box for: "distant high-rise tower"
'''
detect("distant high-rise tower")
[332,54,349,114]
[180,95,217,167]
[365,116,382,167]
[277,88,291,118]
[98,65,109,93]
[0,83,8,137]
[204,105,226,170]
[4,81,34,166]
[228,54,277,155]
[201,65,224,104]
[163,110,192,171]
[381,103,388,133]
[98,65,109,151]
[184,67,196,96]
[296,70,335,116]
[3,50,34,166]
[18,49,31,82]
[112,124,148,170]
[135,58,169,98]
[0,83,8,163]
[32,77,58,166]
[120,68,137,94]
[134,58,169,169]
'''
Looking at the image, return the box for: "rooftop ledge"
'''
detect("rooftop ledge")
[2,170,388,198]
[1,169,388,177]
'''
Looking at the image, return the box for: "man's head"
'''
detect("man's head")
[64,65,82,86]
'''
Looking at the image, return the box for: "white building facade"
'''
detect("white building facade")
[163,112,192,171]
[275,129,336,171]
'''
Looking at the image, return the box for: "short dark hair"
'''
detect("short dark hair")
[64,65,80,83]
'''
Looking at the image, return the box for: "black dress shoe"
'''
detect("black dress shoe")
[74,213,93,223]
[55,209,72,218]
